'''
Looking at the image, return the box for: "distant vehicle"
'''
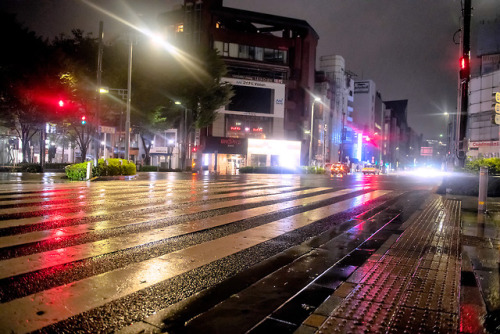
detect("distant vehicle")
[330,162,350,175]
[362,164,380,175]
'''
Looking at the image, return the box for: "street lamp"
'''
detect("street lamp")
[122,33,176,162]
[174,101,191,170]
[308,96,321,166]
[125,37,133,161]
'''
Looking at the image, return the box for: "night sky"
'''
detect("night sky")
[1,0,498,139]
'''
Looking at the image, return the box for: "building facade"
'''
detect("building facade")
[467,69,500,158]
[352,80,381,166]
[317,55,355,165]
[465,20,500,159]
[160,0,318,172]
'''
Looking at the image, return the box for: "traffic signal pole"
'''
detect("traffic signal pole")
[456,0,471,167]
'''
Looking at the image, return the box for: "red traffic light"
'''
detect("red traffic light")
[192,146,198,153]
[459,56,470,80]
[460,57,466,69]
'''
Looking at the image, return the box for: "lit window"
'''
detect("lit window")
[176,24,184,33]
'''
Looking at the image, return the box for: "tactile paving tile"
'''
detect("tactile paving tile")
[317,317,385,334]
[360,263,414,286]
[329,298,395,328]
[388,306,458,334]
[348,281,407,305]
[379,255,420,268]
[401,265,460,313]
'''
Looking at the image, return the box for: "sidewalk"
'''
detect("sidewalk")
[295,195,499,334]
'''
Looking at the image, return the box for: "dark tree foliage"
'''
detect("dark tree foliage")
[0,15,232,167]
[103,41,233,166]
[50,30,101,162]
[148,46,233,167]
[0,12,57,163]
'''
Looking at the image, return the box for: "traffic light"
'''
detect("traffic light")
[58,100,65,108]
[81,115,86,125]
[192,145,198,153]
[459,55,470,80]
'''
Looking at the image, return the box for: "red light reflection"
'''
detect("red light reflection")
[460,304,484,333]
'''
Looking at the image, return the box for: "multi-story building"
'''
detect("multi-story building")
[160,0,318,172]
[466,20,500,159]
[468,69,500,158]
[384,100,408,170]
[317,55,355,165]
[353,80,382,166]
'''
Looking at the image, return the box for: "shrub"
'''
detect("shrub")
[65,162,89,180]
[465,157,500,175]
[138,165,182,172]
[140,165,160,172]
[65,159,136,180]
[238,166,328,174]
[300,166,325,174]
[239,166,299,174]
[18,163,43,173]
[44,163,71,171]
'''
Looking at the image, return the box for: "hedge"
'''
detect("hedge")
[238,166,325,174]
[19,163,43,173]
[138,165,182,172]
[239,166,298,174]
[465,157,500,175]
[65,159,136,181]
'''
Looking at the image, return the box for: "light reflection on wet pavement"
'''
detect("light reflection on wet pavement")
[0,171,498,333]
[460,196,500,333]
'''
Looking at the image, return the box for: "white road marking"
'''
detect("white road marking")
[0,190,391,334]
[0,188,357,278]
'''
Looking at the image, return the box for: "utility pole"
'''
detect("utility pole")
[95,21,104,165]
[339,112,346,162]
[456,0,471,167]
[125,37,133,161]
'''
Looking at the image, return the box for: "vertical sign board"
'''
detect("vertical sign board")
[494,91,500,125]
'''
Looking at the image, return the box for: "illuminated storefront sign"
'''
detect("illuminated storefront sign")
[248,138,301,168]
[204,137,248,154]
[469,141,499,148]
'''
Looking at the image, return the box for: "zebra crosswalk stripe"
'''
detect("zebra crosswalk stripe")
[0,189,390,333]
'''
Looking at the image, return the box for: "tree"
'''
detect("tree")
[51,30,104,162]
[0,12,55,164]
[154,46,233,169]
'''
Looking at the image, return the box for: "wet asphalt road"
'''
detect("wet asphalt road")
[0,171,442,333]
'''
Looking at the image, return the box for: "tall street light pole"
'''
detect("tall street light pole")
[308,97,321,166]
[125,37,133,161]
[94,21,104,165]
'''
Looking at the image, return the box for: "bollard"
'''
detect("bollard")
[478,166,488,212]
[86,161,92,180]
